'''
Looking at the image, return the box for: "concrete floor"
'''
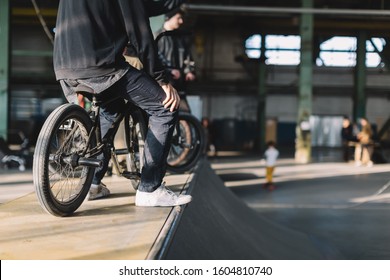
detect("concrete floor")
[213,154,390,259]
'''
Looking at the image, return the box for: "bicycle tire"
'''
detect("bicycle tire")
[166,113,206,173]
[33,104,94,217]
[125,110,147,190]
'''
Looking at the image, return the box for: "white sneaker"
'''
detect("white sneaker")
[135,183,192,207]
[88,182,110,200]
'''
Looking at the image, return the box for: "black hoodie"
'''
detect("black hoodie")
[53,0,184,84]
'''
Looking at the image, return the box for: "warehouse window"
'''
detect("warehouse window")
[245,35,385,67]
[317,36,385,67]
[317,37,356,67]
[265,35,300,65]
[245,34,300,65]
[366,38,386,67]
[245,34,262,59]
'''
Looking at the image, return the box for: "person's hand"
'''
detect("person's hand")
[171,69,181,80]
[185,72,196,81]
[161,83,180,112]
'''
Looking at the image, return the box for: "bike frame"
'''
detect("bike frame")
[76,94,140,173]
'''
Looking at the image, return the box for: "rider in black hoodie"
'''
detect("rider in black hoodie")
[54,0,184,84]
[53,0,192,207]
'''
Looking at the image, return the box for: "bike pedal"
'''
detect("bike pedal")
[122,171,141,179]
[114,148,129,155]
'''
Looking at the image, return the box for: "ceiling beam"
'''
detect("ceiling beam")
[185,4,390,17]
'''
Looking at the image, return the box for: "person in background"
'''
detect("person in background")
[201,117,217,157]
[341,116,355,162]
[263,140,279,191]
[355,117,374,167]
[155,7,196,112]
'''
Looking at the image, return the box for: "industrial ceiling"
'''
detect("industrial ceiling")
[9,1,390,46]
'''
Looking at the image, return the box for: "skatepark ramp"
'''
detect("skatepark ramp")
[158,159,342,260]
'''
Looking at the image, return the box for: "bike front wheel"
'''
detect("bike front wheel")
[33,104,94,217]
[166,113,206,173]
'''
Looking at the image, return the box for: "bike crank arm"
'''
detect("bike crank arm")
[49,154,102,168]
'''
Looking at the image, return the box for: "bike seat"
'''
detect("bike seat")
[73,84,105,102]
[75,85,125,106]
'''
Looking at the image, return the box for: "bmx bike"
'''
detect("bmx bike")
[33,90,205,216]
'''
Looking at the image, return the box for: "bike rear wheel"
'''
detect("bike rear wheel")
[33,104,94,217]
[166,113,206,173]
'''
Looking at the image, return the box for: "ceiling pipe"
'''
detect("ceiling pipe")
[184,4,390,17]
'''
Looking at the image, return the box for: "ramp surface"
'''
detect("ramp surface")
[163,159,342,259]
[0,172,192,260]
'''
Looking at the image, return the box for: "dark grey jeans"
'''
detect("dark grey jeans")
[92,68,177,192]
